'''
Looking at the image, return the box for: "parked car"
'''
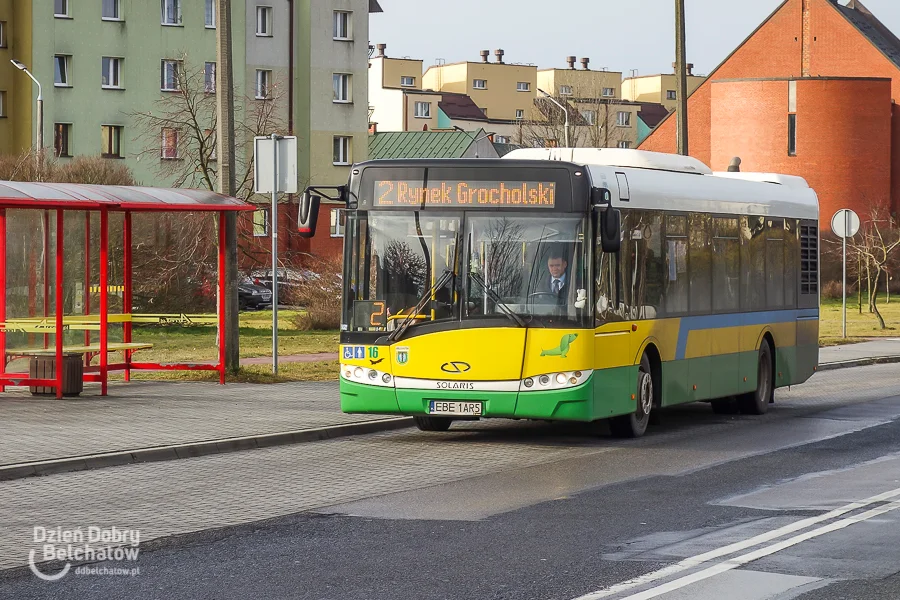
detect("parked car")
[249,268,314,303]
[238,276,273,310]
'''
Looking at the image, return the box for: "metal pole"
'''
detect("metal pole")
[216,0,240,374]
[36,97,43,166]
[842,211,848,339]
[271,134,279,374]
[675,0,689,156]
[564,109,570,148]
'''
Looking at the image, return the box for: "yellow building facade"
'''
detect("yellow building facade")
[622,73,706,111]
[422,51,536,121]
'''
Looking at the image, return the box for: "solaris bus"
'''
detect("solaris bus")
[299,149,819,438]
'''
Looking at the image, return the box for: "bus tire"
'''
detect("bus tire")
[610,354,653,438]
[413,416,453,432]
[738,340,774,415]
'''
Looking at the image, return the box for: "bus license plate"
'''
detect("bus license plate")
[428,401,483,416]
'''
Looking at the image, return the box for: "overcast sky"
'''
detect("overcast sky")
[369,0,900,76]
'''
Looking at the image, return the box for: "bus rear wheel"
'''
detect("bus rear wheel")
[413,416,453,432]
[610,354,653,438]
[738,340,774,415]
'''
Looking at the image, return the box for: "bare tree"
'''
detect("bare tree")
[848,206,900,330]
[514,89,636,149]
[129,55,286,201]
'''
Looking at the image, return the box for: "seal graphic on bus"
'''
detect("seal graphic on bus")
[540,334,578,358]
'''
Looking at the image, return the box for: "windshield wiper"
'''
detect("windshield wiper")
[469,272,526,328]
[387,269,455,343]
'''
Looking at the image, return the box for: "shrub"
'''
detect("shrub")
[291,254,343,331]
[821,280,843,300]
[0,151,136,185]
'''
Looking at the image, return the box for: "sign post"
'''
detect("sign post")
[254,135,298,373]
[831,208,860,339]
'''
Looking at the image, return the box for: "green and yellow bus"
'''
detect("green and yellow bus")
[305,149,819,438]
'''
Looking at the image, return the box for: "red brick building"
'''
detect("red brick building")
[237,202,343,272]
[640,0,900,223]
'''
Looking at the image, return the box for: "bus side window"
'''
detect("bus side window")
[626,210,663,320]
[595,242,621,325]
[665,215,689,314]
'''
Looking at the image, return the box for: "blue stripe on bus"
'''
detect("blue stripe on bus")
[675,309,819,361]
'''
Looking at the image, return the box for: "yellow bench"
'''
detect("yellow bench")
[6,342,153,358]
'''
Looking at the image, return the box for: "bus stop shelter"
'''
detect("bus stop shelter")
[0,181,253,398]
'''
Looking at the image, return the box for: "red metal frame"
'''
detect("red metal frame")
[0,183,252,398]
[123,211,133,381]
[0,209,5,393]
[99,209,109,396]
[55,210,64,399]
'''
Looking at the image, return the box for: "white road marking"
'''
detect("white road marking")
[616,500,900,600]
[572,486,900,600]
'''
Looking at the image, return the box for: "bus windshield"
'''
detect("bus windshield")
[343,211,590,332]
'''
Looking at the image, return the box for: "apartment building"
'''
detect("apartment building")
[536,57,622,100]
[622,69,706,112]
[0,0,377,262]
[422,50,537,121]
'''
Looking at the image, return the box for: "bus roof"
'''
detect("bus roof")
[503,148,819,221]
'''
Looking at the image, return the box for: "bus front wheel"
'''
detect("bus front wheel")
[413,416,453,432]
[610,354,653,438]
[738,340,774,415]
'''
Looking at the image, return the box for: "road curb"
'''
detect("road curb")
[0,417,413,482]
[816,355,900,372]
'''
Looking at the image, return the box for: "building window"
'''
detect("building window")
[616,111,631,127]
[204,62,216,94]
[161,60,181,91]
[666,90,676,100]
[516,109,524,120]
[0,22,6,48]
[101,125,124,158]
[101,57,122,89]
[253,208,269,237]
[517,82,530,92]
[256,6,272,36]
[54,0,69,17]
[788,114,797,156]
[400,76,415,87]
[161,0,181,25]
[330,209,345,237]
[473,79,487,90]
[54,123,72,157]
[414,101,431,118]
[560,85,573,96]
[617,141,632,149]
[161,127,179,159]
[256,70,272,99]
[602,87,615,97]
[0,91,5,117]
[495,135,509,144]
[333,73,351,102]
[205,0,215,28]
[54,55,71,86]
[333,10,351,40]
[582,110,596,125]
[102,0,121,20]
[333,136,351,165]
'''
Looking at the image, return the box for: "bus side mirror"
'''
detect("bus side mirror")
[600,207,621,253]
[298,192,321,238]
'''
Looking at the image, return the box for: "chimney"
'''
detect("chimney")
[727,157,742,172]
[494,49,505,64]
[686,62,694,76]
[581,57,590,70]
[480,50,490,63]
[566,56,576,70]
[376,43,387,57]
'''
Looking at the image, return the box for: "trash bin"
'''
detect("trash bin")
[29,354,84,397]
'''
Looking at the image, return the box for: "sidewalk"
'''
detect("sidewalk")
[1,341,898,479]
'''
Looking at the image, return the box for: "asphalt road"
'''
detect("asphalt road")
[4,364,900,599]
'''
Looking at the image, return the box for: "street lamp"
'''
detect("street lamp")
[10,59,43,157]
[537,88,569,148]
[452,126,496,158]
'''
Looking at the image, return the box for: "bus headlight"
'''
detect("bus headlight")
[521,370,592,392]
[341,364,395,388]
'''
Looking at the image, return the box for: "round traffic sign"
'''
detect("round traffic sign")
[831,209,860,239]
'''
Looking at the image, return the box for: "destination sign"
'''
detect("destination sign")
[374,180,556,209]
